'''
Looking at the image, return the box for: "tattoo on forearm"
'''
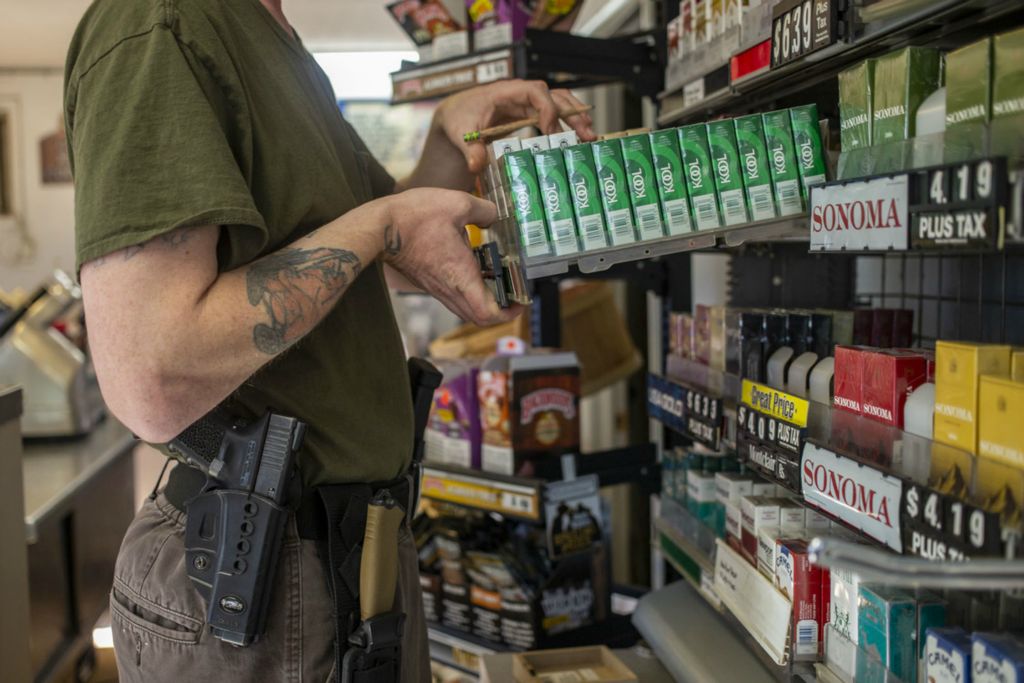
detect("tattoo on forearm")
[245,247,362,355]
[383,224,402,256]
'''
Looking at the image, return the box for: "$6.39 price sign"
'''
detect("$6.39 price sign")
[771,0,840,68]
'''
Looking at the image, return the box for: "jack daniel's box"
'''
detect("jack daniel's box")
[480,351,580,477]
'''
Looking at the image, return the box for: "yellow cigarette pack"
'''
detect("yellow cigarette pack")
[1012,350,1024,382]
[978,376,1024,468]
[934,341,1011,453]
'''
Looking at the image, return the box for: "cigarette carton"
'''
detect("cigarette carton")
[776,538,826,659]
[761,110,804,216]
[620,134,666,240]
[857,585,916,681]
[860,350,928,428]
[563,144,609,251]
[706,120,749,227]
[649,129,694,235]
[830,566,861,641]
[734,115,777,222]
[535,148,580,256]
[592,140,638,245]
[491,137,521,162]
[686,470,718,528]
[677,124,723,230]
[725,501,742,546]
[978,376,1024,467]
[789,104,828,201]
[547,131,579,149]
[757,526,781,578]
[504,150,550,258]
[741,496,779,562]
[833,345,866,414]
[973,633,1024,683]
[947,38,993,127]
[926,628,972,683]
[934,341,1012,453]
[838,60,874,151]
[716,472,753,536]
[872,47,941,170]
[993,27,1024,119]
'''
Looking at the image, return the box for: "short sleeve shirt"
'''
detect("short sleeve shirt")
[65,0,413,486]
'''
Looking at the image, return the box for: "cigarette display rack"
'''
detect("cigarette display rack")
[390,28,662,104]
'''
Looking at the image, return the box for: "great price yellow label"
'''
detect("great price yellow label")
[741,379,809,428]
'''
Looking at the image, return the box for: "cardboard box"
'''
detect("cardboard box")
[535,148,580,256]
[833,345,866,414]
[505,150,550,258]
[466,0,530,50]
[946,37,993,127]
[993,27,1024,119]
[677,123,723,230]
[979,376,1024,467]
[934,341,1012,453]
[706,120,750,227]
[860,349,928,428]
[789,104,828,201]
[427,360,482,468]
[741,496,779,562]
[838,60,874,151]
[592,140,638,245]
[650,129,694,235]
[775,538,826,659]
[621,134,666,240]
[511,646,637,683]
[857,585,916,681]
[925,628,972,683]
[973,633,1024,683]
[563,144,609,251]
[734,114,777,222]
[761,109,804,216]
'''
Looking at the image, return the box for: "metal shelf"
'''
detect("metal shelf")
[657,0,1024,126]
[522,215,808,279]
[391,29,662,104]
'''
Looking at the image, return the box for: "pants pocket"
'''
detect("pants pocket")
[110,588,201,645]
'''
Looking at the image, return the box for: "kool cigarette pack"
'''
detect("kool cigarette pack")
[505,150,550,257]
[621,134,666,241]
[563,144,609,251]
[592,140,638,246]
[678,123,723,230]
[761,110,804,216]
[535,148,580,256]
[734,114,778,222]
[706,120,749,227]
[649,129,694,235]
[789,104,828,201]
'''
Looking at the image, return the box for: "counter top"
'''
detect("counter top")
[22,417,136,543]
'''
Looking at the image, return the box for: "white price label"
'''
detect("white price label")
[500,491,535,516]
[477,58,510,84]
[683,78,705,107]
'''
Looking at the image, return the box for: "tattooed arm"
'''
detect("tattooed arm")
[80,188,512,442]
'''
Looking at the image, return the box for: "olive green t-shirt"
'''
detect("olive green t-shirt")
[64,0,413,486]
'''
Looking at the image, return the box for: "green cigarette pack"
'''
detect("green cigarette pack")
[535,148,579,256]
[592,140,638,245]
[706,120,749,227]
[563,144,609,251]
[789,104,828,201]
[761,110,804,216]
[838,60,874,151]
[872,47,941,143]
[993,27,1024,118]
[649,129,694,235]
[677,124,722,230]
[504,149,550,258]
[733,115,777,222]
[947,38,992,127]
[621,134,666,241]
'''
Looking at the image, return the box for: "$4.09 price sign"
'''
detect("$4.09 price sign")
[771,0,841,69]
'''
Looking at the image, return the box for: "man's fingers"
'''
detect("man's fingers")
[551,89,595,140]
[462,195,498,228]
[521,80,560,134]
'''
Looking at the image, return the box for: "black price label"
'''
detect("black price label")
[771,0,839,68]
[737,432,802,493]
[737,404,805,455]
[648,374,722,449]
[901,483,1003,559]
[687,388,721,423]
[910,158,1008,249]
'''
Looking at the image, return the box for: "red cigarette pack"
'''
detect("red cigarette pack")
[775,538,826,660]
[861,349,927,427]
[833,345,866,414]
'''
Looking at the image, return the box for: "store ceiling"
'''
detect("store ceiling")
[0,0,411,69]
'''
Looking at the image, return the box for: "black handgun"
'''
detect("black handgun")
[169,410,306,646]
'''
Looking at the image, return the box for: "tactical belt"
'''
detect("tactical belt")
[164,463,411,682]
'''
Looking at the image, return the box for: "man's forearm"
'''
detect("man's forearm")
[82,199,395,442]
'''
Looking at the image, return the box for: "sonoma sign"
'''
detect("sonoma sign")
[801,442,904,551]
[809,175,909,251]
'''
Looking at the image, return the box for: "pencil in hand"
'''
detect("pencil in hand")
[463,105,594,143]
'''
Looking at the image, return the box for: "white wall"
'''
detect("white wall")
[0,70,76,292]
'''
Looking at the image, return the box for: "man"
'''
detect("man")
[64,0,594,679]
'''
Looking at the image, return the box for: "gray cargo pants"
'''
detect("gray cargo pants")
[110,492,429,682]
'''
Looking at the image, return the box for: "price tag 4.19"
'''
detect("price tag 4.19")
[911,157,1008,249]
[901,483,1003,560]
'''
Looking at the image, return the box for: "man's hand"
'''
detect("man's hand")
[400,79,596,192]
[382,188,520,326]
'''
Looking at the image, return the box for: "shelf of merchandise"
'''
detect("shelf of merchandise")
[657,0,1024,126]
[421,444,659,523]
[390,29,662,104]
[649,355,1024,562]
